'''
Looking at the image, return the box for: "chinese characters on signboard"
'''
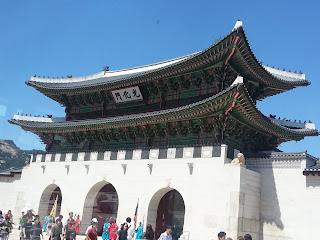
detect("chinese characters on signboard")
[111,86,143,103]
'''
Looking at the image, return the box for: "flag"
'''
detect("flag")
[49,195,58,219]
[133,199,139,228]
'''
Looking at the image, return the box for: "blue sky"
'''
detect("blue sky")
[0,0,319,157]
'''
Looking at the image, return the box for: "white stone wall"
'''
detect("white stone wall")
[237,168,260,239]
[5,146,261,240]
[248,157,320,240]
[3,148,318,240]
[0,174,22,224]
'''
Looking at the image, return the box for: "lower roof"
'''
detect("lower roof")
[9,83,319,143]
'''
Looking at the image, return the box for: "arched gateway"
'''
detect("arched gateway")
[81,181,118,235]
[38,184,62,219]
[147,188,185,240]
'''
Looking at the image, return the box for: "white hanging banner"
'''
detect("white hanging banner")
[111,86,143,103]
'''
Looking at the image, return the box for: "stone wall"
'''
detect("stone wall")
[5,145,261,240]
[247,153,320,240]
[0,174,21,223]
[5,147,318,240]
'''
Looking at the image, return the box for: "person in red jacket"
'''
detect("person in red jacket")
[107,217,117,240]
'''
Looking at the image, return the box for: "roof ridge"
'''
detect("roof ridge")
[233,27,310,87]
[28,53,198,83]
[25,27,240,90]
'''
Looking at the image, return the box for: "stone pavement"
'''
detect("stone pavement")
[8,228,103,240]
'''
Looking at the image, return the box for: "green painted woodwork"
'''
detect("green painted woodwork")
[80,106,93,113]
[180,88,199,98]
[139,106,148,112]
[64,66,238,120]
[166,101,177,108]
[168,136,198,147]
[118,101,145,108]
[13,83,318,153]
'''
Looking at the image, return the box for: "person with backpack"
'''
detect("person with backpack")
[126,217,135,240]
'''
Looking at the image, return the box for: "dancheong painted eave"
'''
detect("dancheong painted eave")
[25,21,309,100]
[8,83,319,143]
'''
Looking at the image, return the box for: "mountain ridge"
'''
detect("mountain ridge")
[0,140,44,170]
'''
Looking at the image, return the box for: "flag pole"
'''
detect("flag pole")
[134,198,139,228]
[49,195,58,219]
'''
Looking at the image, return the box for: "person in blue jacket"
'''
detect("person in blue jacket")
[102,217,112,240]
[135,222,143,239]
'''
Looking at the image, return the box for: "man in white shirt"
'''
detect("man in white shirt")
[126,217,135,240]
[158,226,172,240]
[86,218,98,234]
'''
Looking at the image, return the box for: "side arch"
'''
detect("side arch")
[81,181,119,235]
[38,184,62,220]
[146,187,185,240]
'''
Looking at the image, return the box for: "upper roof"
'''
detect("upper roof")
[26,21,309,99]
[27,54,195,89]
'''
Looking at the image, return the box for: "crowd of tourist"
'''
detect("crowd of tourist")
[0,210,13,240]
[0,209,253,240]
[0,209,154,240]
[88,217,151,240]
[218,231,252,240]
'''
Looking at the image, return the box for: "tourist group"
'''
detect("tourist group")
[0,208,254,240]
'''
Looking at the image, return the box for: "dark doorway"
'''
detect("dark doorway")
[92,184,118,235]
[155,190,185,240]
[38,184,62,220]
[47,187,62,216]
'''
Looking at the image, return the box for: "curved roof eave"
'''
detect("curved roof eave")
[25,28,237,92]
[25,24,309,95]
[26,53,197,88]
[230,27,310,88]
[9,84,240,131]
[9,84,318,141]
[230,85,318,140]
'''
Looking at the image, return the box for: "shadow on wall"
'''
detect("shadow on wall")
[246,158,284,238]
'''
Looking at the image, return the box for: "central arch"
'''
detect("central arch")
[81,181,118,235]
[38,184,62,220]
[147,188,185,240]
